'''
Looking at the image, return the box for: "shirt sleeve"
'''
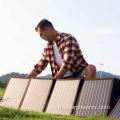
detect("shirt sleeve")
[62,37,77,70]
[34,47,49,74]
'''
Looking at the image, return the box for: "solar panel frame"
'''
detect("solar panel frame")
[45,78,82,115]
[18,78,31,109]
[108,99,120,118]
[20,78,55,112]
[74,78,115,117]
[0,77,11,101]
[0,77,30,109]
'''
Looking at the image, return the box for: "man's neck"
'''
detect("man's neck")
[52,30,57,43]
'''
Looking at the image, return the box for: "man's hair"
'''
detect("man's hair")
[35,19,54,31]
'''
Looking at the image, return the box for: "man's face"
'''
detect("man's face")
[37,27,52,43]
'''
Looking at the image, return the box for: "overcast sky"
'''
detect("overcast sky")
[0,0,120,76]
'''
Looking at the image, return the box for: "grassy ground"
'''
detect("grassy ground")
[0,88,119,120]
[0,88,4,98]
[0,107,118,120]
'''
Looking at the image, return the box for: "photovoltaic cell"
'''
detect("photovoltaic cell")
[46,79,81,115]
[0,78,29,109]
[75,79,113,117]
[108,99,120,119]
[20,78,53,112]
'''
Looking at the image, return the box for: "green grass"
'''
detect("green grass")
[0,88,4,98]
[0,107,119,120]
[0,88,119,120]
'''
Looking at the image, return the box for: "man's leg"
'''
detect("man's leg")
[63,64,96,79]
[84,64,96,79]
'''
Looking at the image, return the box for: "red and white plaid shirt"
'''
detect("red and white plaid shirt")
[34,32,88,77]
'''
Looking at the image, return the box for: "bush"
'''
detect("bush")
[0,81,7,88]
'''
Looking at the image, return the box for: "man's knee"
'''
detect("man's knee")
[84,64,96,79]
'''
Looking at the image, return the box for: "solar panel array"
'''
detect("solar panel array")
[108,99,120,119]
[75,79,113,117]
[46,79,81,115]
[0,77,120,118]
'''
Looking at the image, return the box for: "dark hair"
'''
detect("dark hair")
[35,19,54,31]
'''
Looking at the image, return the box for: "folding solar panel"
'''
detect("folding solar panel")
[0,77,30,109]
[20,78,54,112]
[108,99,120,119]
[46,79,81,115]
[75,78,120,117]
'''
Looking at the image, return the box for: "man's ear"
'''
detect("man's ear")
[45,26,49,31]
[45,26,51,32]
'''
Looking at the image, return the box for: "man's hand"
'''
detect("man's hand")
[54,66,68,79]
[26,69,39,79]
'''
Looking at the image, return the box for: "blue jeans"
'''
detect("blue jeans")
[63,68,85,79]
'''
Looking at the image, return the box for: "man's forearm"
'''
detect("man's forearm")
[26,69,40,79]
[54,66,68,79]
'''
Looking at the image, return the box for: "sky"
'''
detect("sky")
[0,0,120,77]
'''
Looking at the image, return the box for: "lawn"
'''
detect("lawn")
[0,106,118,120]
[0,88,4,98]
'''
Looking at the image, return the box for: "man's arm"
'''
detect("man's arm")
[26,69,40,79]
[26,47,49,79]
[26,60,48,79]
[54,65,68,79]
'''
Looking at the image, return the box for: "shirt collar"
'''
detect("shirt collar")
[56,31,61,41]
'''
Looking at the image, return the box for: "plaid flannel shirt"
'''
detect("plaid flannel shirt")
[34,32,88,77]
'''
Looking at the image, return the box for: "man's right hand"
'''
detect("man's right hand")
[26,69,39,79]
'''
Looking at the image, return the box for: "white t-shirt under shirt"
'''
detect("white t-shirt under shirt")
[53,43,73,77]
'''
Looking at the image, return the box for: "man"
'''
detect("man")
[26,19,96,79]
